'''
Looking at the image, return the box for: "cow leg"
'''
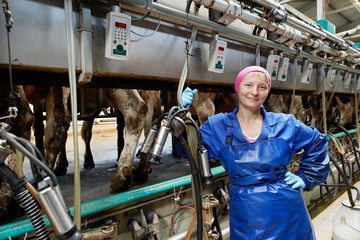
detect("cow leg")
[107,89,148,193]
[33,104,45,156]
[54,139,68,176]
[116,111,125,160]
[132,90,162,182]
[44,86,71,172]
[81,119,96,169]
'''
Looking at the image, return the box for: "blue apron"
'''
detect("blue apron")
[219,138,315,240]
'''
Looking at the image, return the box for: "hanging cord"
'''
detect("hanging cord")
[289,43,304,114]
[2,0,18,119]
[176,1,199,108]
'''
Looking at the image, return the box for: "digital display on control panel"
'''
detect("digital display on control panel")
[115,22,126,28]
[218,47,224,51]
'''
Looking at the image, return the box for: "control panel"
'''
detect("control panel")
[266,55,280,81]
[300,63,313,84]
[208,40,227,73]
[105,12,131,60]
[277,57,290,82]
[326,69,336,88]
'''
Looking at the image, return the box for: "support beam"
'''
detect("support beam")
[326,3,360,16]
[283,4,315,25]
[338,19,360,32]
[300,2,316,13]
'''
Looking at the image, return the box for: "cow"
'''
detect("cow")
[25,86,162,193]
[263,94,312,125]
[0,84,34,223]
[80,89,162,188]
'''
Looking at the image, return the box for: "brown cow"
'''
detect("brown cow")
[25,86,162,192]
[0,85,34,223]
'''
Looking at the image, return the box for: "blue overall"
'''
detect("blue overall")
[200,107,329,240]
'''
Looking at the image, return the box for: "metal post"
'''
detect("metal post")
[64,0,81,229]
[355,75,360,147]
[317,0,324,20]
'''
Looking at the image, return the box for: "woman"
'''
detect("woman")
[181,66,330,239]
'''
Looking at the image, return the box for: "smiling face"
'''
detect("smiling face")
[237,72,270,111]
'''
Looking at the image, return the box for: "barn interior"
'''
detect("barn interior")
[1,0,360,239]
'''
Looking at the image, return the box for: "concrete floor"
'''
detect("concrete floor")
[312,181,360,240]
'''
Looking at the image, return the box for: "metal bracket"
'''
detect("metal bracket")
[146,0,153,11]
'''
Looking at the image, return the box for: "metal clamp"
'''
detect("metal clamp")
[2,0,13,29]
[8,106,17,118]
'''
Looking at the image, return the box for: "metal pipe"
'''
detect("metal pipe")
[192,0,359,61]
[64,0,81,229]
[337,25,360,37]
[317,0,324,20]
[117,0,360,72]
[249,0,360,50]
[321,69,327,135]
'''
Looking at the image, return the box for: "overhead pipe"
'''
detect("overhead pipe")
[191,0,359,63]
[249,0,360,54]
[116,0,360,72]
[336,25,360,38]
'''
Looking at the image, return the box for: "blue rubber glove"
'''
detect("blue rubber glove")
[284,172,305,189]
[181,87,198,108]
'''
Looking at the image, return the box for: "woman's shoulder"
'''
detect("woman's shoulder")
[207,111,236,124]
[264,110,298,124]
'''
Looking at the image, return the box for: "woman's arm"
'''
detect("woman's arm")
[291,117,330,191]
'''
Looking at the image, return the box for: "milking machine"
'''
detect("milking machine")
[317,126,360,240]
[135,104,218,239]
[0,122,82,240]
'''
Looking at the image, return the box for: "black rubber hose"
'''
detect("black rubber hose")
[337,153,352,184]
[0,164,50,239]
[319,165,338,201]
[212,207,223,240]
[178,136,203,240]
[319,183,360,200]
[165,106,180,127]
[329,154,355,206]
[0,130,58,186]
[152,112,168,127]
[167,108,189,127]
[186,0,193,13]
[331,123,360,169]
[211,197,230,231]
[14,136,44,161]
[136,230,153,240]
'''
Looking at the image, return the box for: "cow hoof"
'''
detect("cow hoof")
[84,161,95,169]
[132,166,152,183]
[109,166,132,193]
[54,167,67,176]
[84,154,94,169]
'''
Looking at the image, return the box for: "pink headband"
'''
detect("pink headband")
[234,66,271,93]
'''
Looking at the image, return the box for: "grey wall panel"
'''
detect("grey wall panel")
[0,0,356,93]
